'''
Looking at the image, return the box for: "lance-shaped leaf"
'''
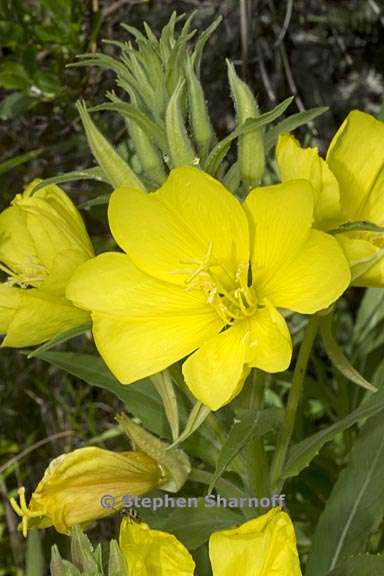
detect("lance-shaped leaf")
[320,312,377,392]
[327,554,384,576]
[306,413,384,576]
[76,101,145,190]
[170,402,211,447]
[29,167,108,193]
[264,106,328,152]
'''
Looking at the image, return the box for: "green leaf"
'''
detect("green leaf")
[78,193,110,210]
[327,554,384,576]
[306,414,384,575]
[161,498,244,550]
[264,106,328,152]
[170,402,211,447]
[0,148,44,175]
[209,408,283,492]
[27,323,91,358]
[283,388,384,479]
[30,167,108,193]
[0,92,34,120]
[26,530,44,576]
[320,313,377,392]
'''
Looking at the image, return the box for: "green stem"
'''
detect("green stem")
[246,370,270,503]
[270,315,319,492]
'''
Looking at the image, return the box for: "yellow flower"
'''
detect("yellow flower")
[10,447,162,536]
[209,508,302,575]
[276,110,384,286]
[67,167,350,410]
[118,508,302,576]
[0,180,94,347]
[119,518,195,576]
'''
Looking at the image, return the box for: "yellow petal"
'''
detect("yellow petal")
[245,305,292,372]
[209,508,302,576]
[263,229,350,313]
[0,205,38,283]
[245,180,314,284]
[327,110,384,222]
[337,234,384,287]
[14,448,161,535]
[108,166,249,286]
[119,518,195,576]
[66,252,222,383]
[182,322,249,410]
[276,133,341,229]
[2,289,89,348]
[0,284,20,332]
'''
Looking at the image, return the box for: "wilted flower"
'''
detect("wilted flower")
[10,447,162,536]
[67,166,350,410]
[277,110,384,286]
[0,180,93,347]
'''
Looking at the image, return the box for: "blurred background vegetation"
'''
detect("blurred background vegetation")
[1,0,384,574]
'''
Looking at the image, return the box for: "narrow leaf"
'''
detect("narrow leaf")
[30,168,108,193]
[327,554,384,576]
[28,323,91,358]
[264,107,328,152]
[170,402,211,447]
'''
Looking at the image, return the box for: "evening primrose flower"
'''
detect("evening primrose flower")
[10,447,162,536]
[276,110,384,286]
[209,508,302,575]
[0,180,94,346]
[67,167,350,410]
[118,508,302,575]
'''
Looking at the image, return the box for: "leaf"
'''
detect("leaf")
[27,323,91,358]
[283,388,384,479]
[264,106,328,152]
[320,312,377,392]
[209,408,283,492]
[0,148,44,175]
[327,554,384,576]
[306,413,384,576]
[34,351,170,437]
[31,167,109,192]
[170,402,211,447]
[78,193,110,210]
[160,498,244,550]
[204,97,293,176]
[0,92,34,120]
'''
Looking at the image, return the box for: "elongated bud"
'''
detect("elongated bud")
[76,101,146,190]
[227,60,265,188]
[117,413,191,492]
[126,90,166,187]
[185,55,216,161]
[166,79,197,167]
[108,540,128,576]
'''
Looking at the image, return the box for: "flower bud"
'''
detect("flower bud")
[227,60,265,188]
[0,180,93,347]
[10,447,162,536]
[166,79,198,167]
[116,414,191,492]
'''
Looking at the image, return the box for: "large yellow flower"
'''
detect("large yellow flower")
[118,508,302,575]
[67,167,350,410]
[0,180,94,346]
[10,447,162,536]
[276,110,384,286]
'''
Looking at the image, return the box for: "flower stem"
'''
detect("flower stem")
[270,315,319,492]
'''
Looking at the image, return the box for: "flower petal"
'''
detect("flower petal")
[67,252,223,384]
[182,322,250,410]
[276,133,341,229]
[119,518,195,576]
[108,166,249,285]
[327,110,384,222]
[209,508,302,576]
[245,306,292,372]
[262,229,350,313]
[0,284,20,332]
[2,289,88,348]
[244,180,314,284]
